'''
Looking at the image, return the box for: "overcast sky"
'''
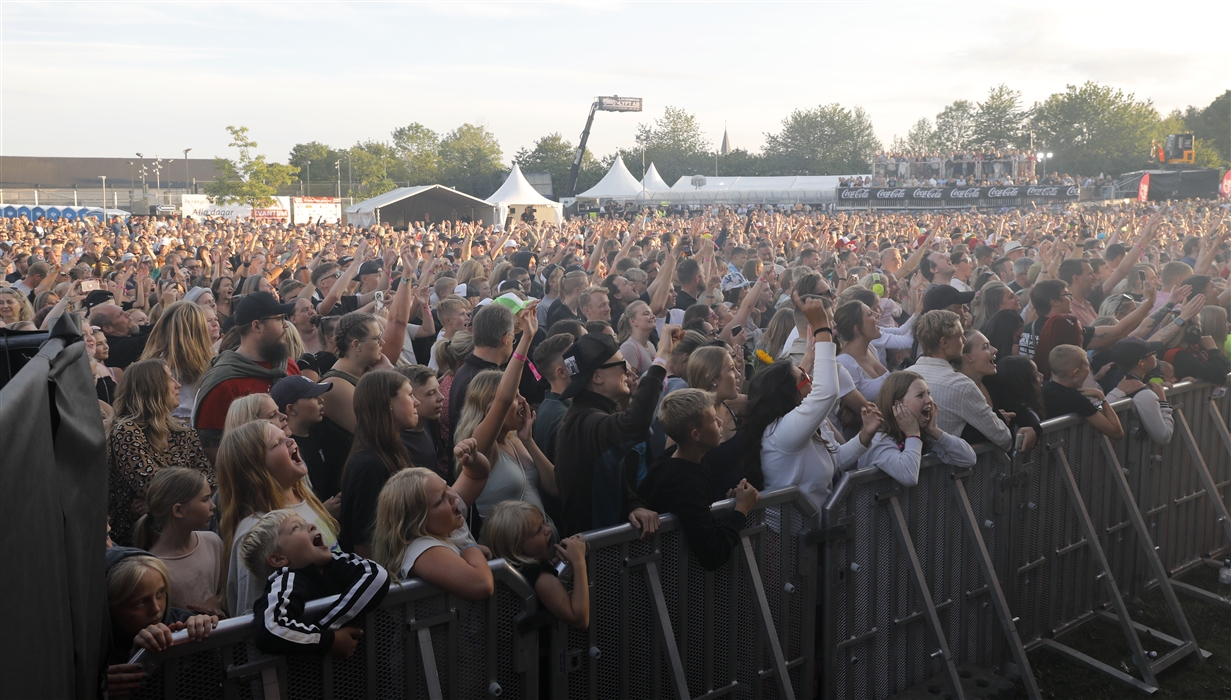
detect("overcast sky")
[4,1,1227,165]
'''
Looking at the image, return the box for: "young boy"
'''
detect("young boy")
[241,510,390,658]
[1042,344,1125,439]
[639,389,759,571]
[271,375,338,501]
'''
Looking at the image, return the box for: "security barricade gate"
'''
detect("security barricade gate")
[125,490,818,700]
[548,488,818,699]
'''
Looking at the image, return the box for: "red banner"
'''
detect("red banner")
[1221,170,1231,198]
[1137,173,1150,202]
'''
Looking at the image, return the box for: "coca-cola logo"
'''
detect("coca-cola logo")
[949,188,981,198]
[840,188,870,199]
[912,188,943,199]
[1026,186,1059,196]
[1066,186,1080,197]
[987,187,1019,197]
[876,189,906,199]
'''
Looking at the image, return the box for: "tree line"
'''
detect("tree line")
[206,84,1228,206]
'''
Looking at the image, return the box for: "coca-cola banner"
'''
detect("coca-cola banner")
[836,185,1080,207]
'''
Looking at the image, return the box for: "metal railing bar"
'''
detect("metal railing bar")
[739,535,795,700]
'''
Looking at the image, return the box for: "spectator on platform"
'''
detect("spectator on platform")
[108,358,214,547]
[217,420,339,616]
[1042,345,1124,439]
[856,371,977,486]
[641,388,759,571]
[132,467,224,615]
[482,501,590,629]
[242,510,389,659]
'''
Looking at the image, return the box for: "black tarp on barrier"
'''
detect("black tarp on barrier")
[0,315,108,699]
[1117,168,1221,200]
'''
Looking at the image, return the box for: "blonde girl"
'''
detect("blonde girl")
[132,467,224,614]
[216,420,339,615]
[140,301,216,420]
[223,392,289,436]
[482,501,589,629]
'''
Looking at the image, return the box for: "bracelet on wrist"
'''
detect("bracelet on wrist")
[813,327,833,337]
[512,351,529,363]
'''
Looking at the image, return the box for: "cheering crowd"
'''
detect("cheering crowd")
[2,200,1230,694]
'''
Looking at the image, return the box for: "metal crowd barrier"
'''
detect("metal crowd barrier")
[127,488,819,700]
[817,377,1231,699]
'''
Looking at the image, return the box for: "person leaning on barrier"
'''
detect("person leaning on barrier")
[909,310,1034,453]
[1042,345,1124,440]
[242,509,389,660]
[856,371,978,487]
[640,389,759,571]
[1105,338,1174,444]
[554,329,677,538]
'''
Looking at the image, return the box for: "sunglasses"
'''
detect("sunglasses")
[797,368,812,390]
[597,359,629,374]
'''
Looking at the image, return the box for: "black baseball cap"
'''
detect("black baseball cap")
[1111,338,1165,369]
[83,289,116,311]
[271,375,332,410]
[560,334,620,400]
[233,291,296,326]
[923,284,976,313]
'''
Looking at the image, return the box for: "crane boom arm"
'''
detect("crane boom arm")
[566,100,599,198]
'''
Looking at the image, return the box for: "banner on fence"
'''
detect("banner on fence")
[291,196,341,225]
[835,185,1081,206]
[181,194,291,221]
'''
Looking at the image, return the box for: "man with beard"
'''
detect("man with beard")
[194,291,301,462]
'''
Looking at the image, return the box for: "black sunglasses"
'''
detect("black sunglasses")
[596,359,629,373]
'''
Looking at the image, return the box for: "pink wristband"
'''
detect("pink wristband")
[512,352,541,380]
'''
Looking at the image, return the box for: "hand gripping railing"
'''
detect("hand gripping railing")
[123,487,820,700]
[546,487,819,700]
[126,559,541,700]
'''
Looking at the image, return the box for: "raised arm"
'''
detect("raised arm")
[471,305,538,457]
[318,240,367,316]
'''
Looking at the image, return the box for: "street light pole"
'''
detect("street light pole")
[183,148,192,196]
[307,161,311,196]
[335,160,342,199]
[347,153,352,202]
[136,153,146,195]
[98,176,107,220]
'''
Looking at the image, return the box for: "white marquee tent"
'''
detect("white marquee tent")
[486,164,564,225]
[634,174,869,205]
[641,163,671,192]
[576,158,644,201]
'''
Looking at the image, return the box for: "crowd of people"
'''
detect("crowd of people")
[2,198,1229,694]
[842,149,1116,189]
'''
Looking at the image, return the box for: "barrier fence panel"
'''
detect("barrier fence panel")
[127,561,539,700]
[819,446,1033,700]
[548,488,818,700]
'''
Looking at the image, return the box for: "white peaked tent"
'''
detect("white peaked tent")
[641,163,670,192]
[576,158,644,201]
[486,164,564,225]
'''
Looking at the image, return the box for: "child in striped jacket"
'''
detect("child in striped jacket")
[241,509,389,658]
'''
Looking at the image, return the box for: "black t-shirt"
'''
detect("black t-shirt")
[400,428,443,480]
[104,325,152,370]
[1042,381,1098,420]
[673,287,698,312]
[338,450,394,552]
[293,427,338,501]
[544,299,580,330]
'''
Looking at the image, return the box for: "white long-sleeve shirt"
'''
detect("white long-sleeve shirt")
[761,342,868,516]
[856,431,978,487]
[1107,385,1173,444]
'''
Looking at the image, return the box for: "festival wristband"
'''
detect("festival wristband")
[512,352,542,381]
[813,327,833,337]
[652,358,667,367]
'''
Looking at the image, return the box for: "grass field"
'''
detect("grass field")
[993,564,1231,699]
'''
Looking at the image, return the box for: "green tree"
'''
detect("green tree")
[762,104,880,175]
[206,126,296,206]
[390,123,442,185]
[1030,82,1160,176]
[514,132,599,197]
[974,84,1026,150]
[903,118,938,153]
[617,106,713,184]
[438,123,504,194]
[287,141,348,194]
[933,100,977,151]
[348,141,402,198]
[1181,91,1230,168]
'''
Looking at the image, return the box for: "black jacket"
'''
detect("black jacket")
[556,365,666,536]
[640,457,746,571]
[252,552,389,656]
